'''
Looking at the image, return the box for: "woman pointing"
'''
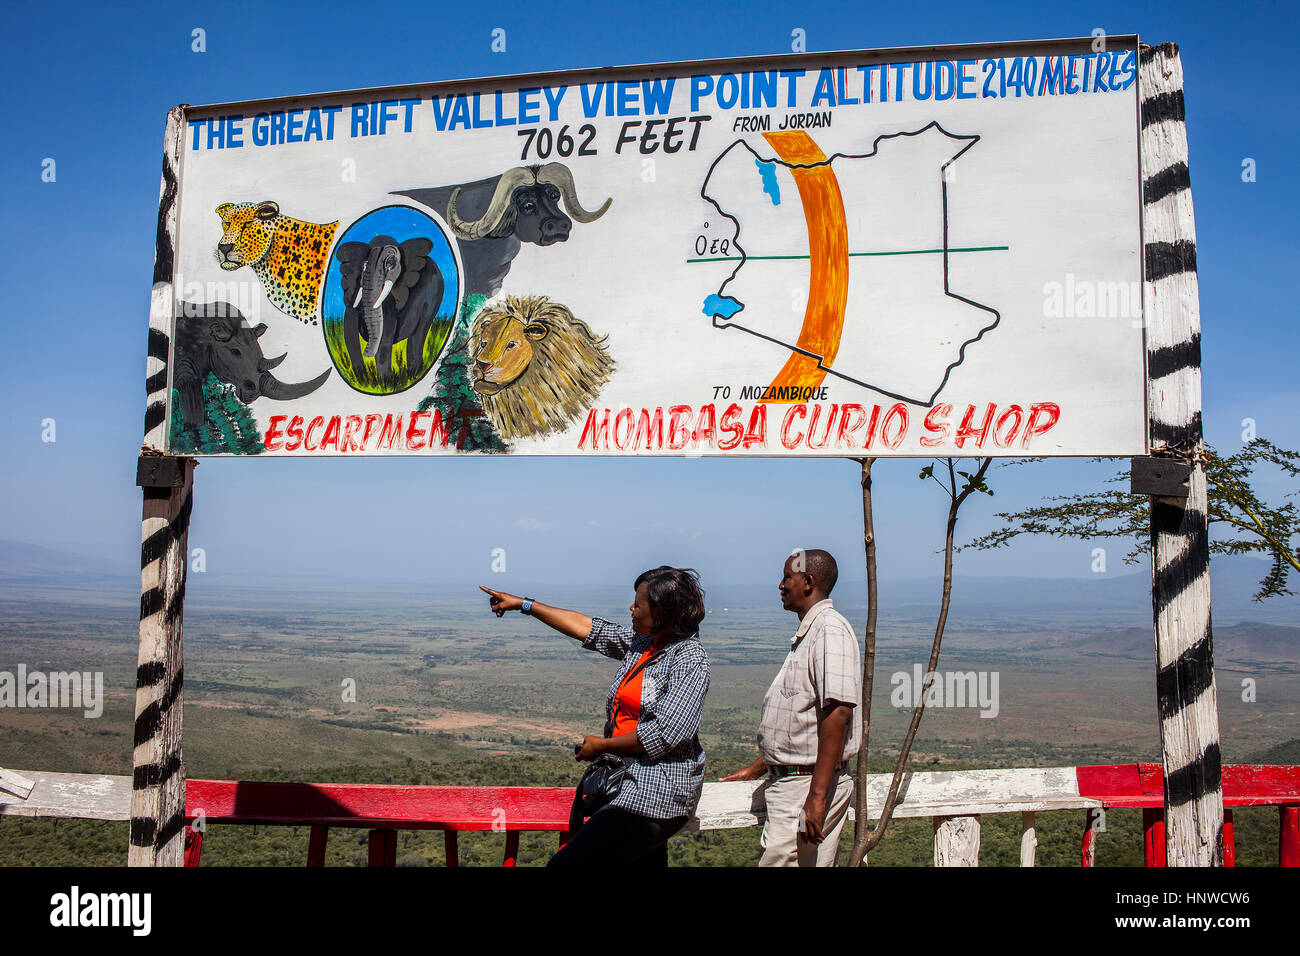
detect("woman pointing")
[479,566,710,867]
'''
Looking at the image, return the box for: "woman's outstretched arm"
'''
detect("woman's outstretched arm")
[479,585,593,642]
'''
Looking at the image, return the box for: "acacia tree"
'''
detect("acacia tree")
[848,456,992,867]
[963,438,1300,601]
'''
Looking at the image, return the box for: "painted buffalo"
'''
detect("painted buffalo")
[393,162,611,299]
[173,301,330,428]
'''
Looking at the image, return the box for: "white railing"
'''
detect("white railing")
[1,765,1100,866]
[5,763,1296,866]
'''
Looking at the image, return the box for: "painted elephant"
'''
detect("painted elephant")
[173,301,331,428]
[335,236,444,376]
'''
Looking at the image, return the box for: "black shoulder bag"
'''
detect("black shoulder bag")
[568,648,663,833]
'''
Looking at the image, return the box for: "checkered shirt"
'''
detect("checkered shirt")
[583,617,710,820]
[757,599,861,767]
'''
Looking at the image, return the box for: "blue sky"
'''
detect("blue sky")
[1,0,1296,597]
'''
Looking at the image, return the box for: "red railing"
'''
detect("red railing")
[182,780,575,866]
[178,763,1300,867]
[1076,762,1300,867]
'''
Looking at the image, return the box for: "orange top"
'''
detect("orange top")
[610,647,655,737]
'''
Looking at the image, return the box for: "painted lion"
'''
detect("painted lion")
[470,295,615,441]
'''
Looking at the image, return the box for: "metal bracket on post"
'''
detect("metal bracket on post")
[1130,456,1191,497]
[136,453,189,489]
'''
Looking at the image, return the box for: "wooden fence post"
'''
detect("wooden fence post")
[1143,807,1167,866]
[932,815,980,866]
[1222,809,1235,866]
[1139,41,1224,867]
[1019,811,1037,867]
[1280,806,1299,867]
[130,456,195,866]
[1081,806,1103,867]
[307,826,330,867]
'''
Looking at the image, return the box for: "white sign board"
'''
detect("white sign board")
[157,37,1146,457]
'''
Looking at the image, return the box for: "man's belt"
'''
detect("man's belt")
[768,760,850,778]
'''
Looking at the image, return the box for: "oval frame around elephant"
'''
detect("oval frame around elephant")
[321,204,462,395]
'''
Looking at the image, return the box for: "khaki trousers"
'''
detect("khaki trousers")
[758,769,855,867]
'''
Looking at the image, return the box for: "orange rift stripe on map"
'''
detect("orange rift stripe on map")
[759,130,849,402]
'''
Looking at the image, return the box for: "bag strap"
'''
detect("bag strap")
[622,647,664,685]
[568,782,586,834]
[607,646,664,736]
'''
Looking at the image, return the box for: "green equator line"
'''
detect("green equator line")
[686,245,1009,263]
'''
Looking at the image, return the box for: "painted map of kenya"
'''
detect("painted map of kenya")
[701,122,1002,407]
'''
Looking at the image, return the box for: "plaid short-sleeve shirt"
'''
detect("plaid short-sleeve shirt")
[757,599,861,767]
[583,617,711,820]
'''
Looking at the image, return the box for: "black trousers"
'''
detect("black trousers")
[547,806,689,868]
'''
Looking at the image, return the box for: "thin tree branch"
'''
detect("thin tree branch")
[853,458,992,860]
[848,457,877,866]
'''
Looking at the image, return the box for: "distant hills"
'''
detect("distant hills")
[1,537,1297,629]
[873,559,1300,624]
[0,539,133,584]
[1250,738,1300,764]
[995,621,1300,663]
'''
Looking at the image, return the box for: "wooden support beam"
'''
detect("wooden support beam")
[1139,41,1224,867]
[932,815,980,867]
[307,825,329,867]
[1280,806,1299,867]
[1081,807,1104,867]
[444,830,459,868]
[691,766,1100,829]
[1223,809,1234,867]
[183,826,203,867]
[0,768,35,801]
[367,828,396,867]
[503,831,520,867]
[1143,807,1167,867]
[129,455,195,867]
[0,770,132,820]
[1019,811,1037,867]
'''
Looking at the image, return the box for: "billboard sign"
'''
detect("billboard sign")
[154,37,1146,457]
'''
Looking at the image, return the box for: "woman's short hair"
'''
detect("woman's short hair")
[634,566,706,638]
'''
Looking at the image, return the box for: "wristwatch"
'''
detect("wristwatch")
[521,598,534,615]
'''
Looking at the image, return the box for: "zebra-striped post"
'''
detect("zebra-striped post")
[131,105,193,867]
[131,458,194,866]
[1140,42,1223,866]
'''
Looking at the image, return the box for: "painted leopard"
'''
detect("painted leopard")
[215,200,338,324]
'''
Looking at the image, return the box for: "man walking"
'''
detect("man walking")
[720,549,861,866]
